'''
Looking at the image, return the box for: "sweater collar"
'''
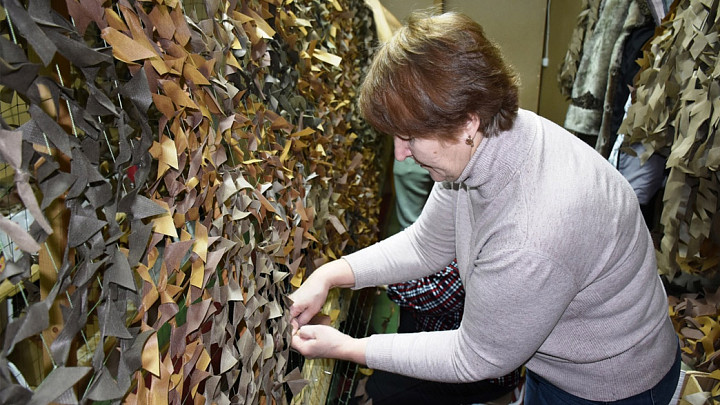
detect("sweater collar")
[445,109,538,198]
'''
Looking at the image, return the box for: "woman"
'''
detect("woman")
[289,10,680,405]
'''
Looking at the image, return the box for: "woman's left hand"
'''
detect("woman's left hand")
[292,325,368,364]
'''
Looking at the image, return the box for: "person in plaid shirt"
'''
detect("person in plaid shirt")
[386,259,466,333]
[363,257,522,404]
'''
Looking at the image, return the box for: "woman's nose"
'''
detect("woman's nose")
[394,137,412,161]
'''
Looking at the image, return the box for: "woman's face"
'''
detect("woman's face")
[393,117,482,182]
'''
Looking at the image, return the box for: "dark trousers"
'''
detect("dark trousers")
[364,308,515,405]
[524,344,681,405]
[365,369,515,405]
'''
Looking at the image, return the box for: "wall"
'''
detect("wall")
[381,0,582,126]
[381,0,435,21]
[447,0,547,112]
[537,0,584,126]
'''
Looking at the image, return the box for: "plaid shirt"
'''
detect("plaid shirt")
[387,259,465,331]
[386,259,522,389]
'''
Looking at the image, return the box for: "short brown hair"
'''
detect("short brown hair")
[359,10,519,140]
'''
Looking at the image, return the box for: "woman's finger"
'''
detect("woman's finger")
[297,325,317,340]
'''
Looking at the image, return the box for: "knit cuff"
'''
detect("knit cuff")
[364,333,396,370]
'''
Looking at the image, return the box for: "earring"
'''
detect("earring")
[465,135,474,147]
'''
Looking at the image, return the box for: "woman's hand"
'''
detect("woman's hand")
[288,272,331,331]
[289,259,356,331]
[291,325,367,364]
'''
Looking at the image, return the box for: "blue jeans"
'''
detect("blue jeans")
[525,345,681,405]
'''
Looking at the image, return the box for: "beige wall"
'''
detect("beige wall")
[537,0,583,126]
[375,0,582,127]
[447,0,547,112]
[380,0,436,21]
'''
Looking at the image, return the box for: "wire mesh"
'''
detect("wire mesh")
[0,88,28,259]
[0,4,102,389]
[326,287,376,405]
[0,65,45,387]
[290,287,348,405]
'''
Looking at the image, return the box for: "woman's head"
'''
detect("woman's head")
[359,10,519,141]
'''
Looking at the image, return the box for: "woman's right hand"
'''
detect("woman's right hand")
[288,259,356,332]
[289,272,331,331]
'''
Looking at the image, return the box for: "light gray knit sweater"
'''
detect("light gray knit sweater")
[344,109,678,401]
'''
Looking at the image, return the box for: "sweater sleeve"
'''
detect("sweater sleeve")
[364,248,578,383]
[344,183,457,288]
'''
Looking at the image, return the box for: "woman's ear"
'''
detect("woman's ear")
[461,115,483,148]
[465,114,481,133]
